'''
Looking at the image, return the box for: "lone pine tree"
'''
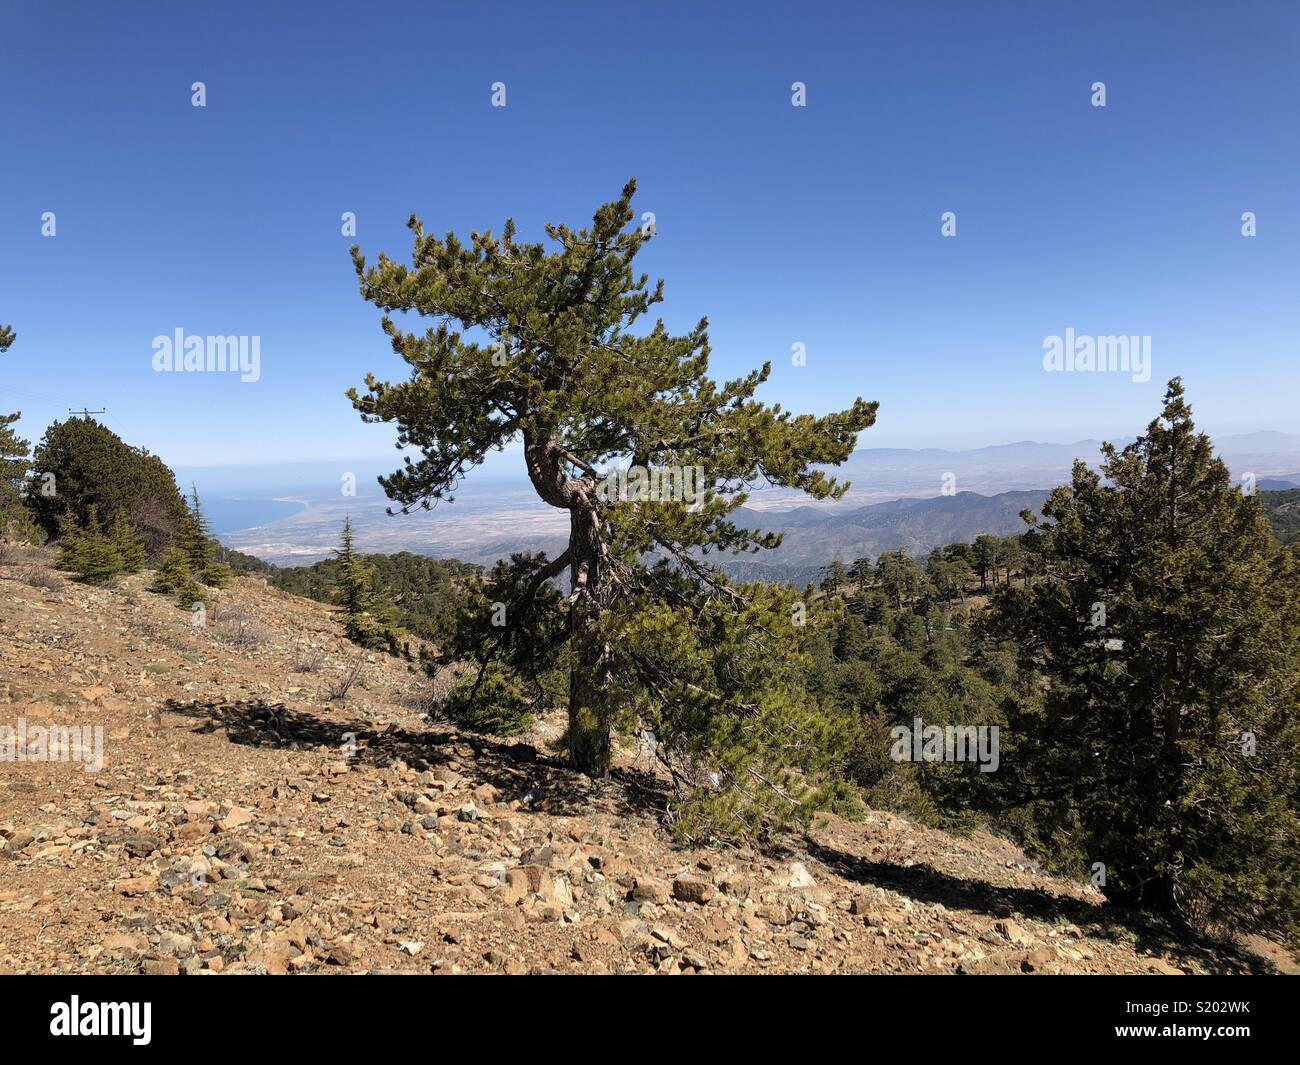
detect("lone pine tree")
[334,517,369,619]
[986,379,1300,943]
[332,517,403,654]
[349,181,876,780]
[181,486,231,588]
[0,407,24,534]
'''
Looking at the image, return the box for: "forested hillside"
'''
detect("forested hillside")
[1262,487,1300,545]
[220,545,479,642]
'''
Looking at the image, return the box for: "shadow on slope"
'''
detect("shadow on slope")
[804,837,1275,975]
[163,697,1277,974]
[162,696,673,823]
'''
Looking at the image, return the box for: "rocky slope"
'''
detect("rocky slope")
[0,547,1290,975]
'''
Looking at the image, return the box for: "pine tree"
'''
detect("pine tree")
[109,509,147,572]
[182,486,230,587]
[820,560,849,594]
[56,507,126,584]
[28,417,187,542]
[332,517,402,653]
[334,517,369,619]
[984,379,1300,944]
[54,512,88,574]
[847,555,874,587]
[875,550,923,609]
[152,547,207,607]
[0,410,37,543]
[349,181,876,789]
[973,534,999,591]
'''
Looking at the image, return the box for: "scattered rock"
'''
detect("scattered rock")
[672,877,716,905]
[786,863,816,889]
[218,807,255,831]
[631,877,671,905]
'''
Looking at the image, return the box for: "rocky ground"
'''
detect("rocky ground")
[1,547,1293,975]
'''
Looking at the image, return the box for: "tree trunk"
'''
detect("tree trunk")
[520,427,615,776]
[565,504,613,775]
[568,622,611,774]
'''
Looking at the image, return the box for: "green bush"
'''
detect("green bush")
[56,509,132,584]
[443,666,534,736]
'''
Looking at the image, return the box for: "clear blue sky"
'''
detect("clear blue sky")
[1,0,1297,468]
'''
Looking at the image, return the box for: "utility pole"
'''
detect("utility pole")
[68,408,105,419]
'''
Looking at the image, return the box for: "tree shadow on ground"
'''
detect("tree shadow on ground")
[163,697,673,823]
[163,696,1276,974]
[803,837,1276,974]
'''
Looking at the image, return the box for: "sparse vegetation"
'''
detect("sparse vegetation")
[213,604,266,650]
[0,324,42,546]
[292,647,324,673]
[151,547,208,608]
[16,566,63,591]
[328,660,364,701]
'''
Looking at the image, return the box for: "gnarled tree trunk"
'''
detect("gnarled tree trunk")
[523,427,614,776]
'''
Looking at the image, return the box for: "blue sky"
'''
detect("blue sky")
[1,0,1297,469]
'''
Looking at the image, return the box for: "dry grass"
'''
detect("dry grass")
[328,660,364,701]
[15,567,64,591]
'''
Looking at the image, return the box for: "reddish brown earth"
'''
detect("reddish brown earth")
[1,548,1291,975]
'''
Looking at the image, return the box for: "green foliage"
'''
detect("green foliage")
[28,417,188,549]
[334,517,368,617]
[108,510,147,573]
[423,552,567,728]
[981,379,1300,944]
[181,487,231,587]
[806,569,1021,834]
[151,547,208,608]
[926,546,973,603]
[0,411,41,544]
[1260,487,1300,546]
[973,534,1000,590]
[443,665,534,736]
[332,517,404,654]
[610,578,861,839]
[56,508,129,584]
[820,560,849,593]
[348,181,877,835]
[875,550,925,608]
[228,546,476,644]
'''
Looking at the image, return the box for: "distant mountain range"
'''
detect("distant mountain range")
[718,490,1050,583]
[207,432,1300,576]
